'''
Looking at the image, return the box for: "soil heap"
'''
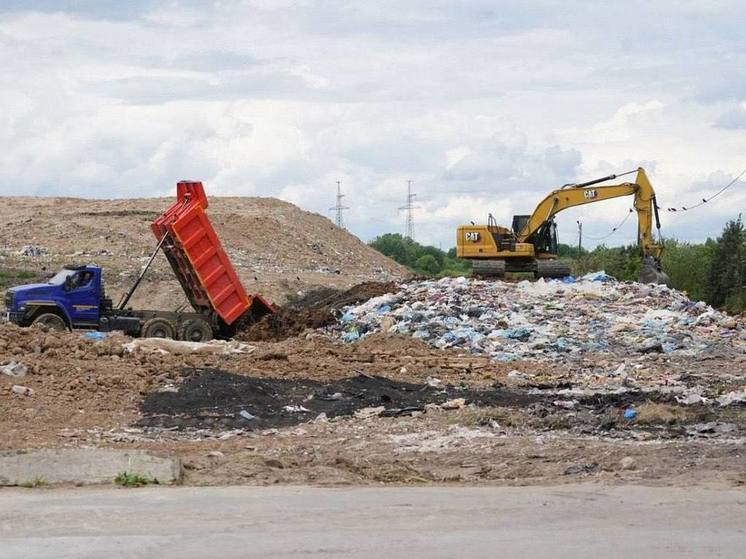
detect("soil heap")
[0,195,409,309]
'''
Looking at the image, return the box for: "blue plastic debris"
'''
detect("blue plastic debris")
[377,305,392,314]
[581,271,614,282]
[503,327,532,341]
[562,276,576,284]
[342,328,360,342]
[84,331,106,341]
[623,408,637,420]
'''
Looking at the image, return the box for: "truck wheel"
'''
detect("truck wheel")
[32,313,67,331]
[141,317,176,339]
[179,319,213,342]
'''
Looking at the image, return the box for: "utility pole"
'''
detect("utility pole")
[329,180,349,229]
[577,220,583,257]
[399,180,417,241]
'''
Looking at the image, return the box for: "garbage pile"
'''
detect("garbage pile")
[336,275,744,362]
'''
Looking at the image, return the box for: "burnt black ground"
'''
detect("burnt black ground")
[137,369,694,431]
[139,370,541,430]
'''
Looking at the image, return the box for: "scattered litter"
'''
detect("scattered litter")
[620,456,637,470]
[123,338,256,355]
[553,399,578,409]
[283,405,311,413]
[440,398,466,410]
[426,376,443,388]
[354,406,385,419]
[0,362,27,378]
[676,388,709,405]
[84,331,107,341]
[11,385,34,396]
[623,408,637,420]
[716,389,746,406]
[157,384,179,393]
[18,245,47,257]
[239,410,256,421]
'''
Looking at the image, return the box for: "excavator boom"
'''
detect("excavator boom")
[517,168,664,260]
[456,167,669,283]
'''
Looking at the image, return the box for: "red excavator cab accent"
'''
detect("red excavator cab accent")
[151,181,273,326]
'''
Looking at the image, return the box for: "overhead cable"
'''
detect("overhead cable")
[665,170,745,212]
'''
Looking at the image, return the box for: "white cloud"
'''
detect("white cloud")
[0,1,745,249]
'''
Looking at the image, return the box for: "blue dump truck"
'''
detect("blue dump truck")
[2,181,272,340]
[5,265,111,332]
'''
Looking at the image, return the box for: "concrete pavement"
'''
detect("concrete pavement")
[1,484,744,558]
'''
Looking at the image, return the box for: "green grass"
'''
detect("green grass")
[0,268,42,288]
[114,472,160,487]
[19,475,46,488]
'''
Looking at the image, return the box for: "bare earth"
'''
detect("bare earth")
[0,195,409,307]
[1,323,744,487]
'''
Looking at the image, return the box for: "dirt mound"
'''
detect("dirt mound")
[237,281,398,341]
[0,195,409,309]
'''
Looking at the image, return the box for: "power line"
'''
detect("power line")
[583,208,635,241]
[665,170,745,212]
[329,180,349,229]
[398,180,418,241]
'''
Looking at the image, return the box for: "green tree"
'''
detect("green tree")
[369,233,472,277]
[414,254,439,275]
[369,233,413,266]
[662,239,712,301]
[705,218,744,309]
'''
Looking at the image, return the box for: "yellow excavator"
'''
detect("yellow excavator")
[456,167,670,284]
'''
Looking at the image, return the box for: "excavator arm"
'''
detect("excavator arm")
[517,168,664,261]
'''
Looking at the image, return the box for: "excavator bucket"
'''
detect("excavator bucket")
[638,256,671,286]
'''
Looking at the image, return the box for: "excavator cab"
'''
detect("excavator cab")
[529,218,559,256]
[511,215,530,235]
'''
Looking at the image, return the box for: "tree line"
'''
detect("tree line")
[369,218,746,312]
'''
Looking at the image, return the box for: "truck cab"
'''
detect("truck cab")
[5,265,107,330]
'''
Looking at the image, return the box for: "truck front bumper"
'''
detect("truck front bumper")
[2,311,23,325]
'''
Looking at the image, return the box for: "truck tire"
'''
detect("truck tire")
[179,319,213,343]
[32,312,67,331]
[141,317,176,339]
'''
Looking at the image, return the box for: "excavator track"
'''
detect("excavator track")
[535,260,572,279]
[472,259,506,278]
[472,259,571,279]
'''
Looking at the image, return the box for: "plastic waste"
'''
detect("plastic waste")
[581,271,615,282]
[623,408,637,420]
[84,331,107,341]
[333,275,744,364]
[0,362,27,378]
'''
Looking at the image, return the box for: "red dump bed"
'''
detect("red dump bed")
[151,181,272,325]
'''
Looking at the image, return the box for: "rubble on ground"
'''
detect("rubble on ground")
[236,281,398,341]
[336,275,744,362]
[1,273,745,486]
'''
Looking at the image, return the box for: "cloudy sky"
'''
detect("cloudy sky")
[1,1,745,249]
